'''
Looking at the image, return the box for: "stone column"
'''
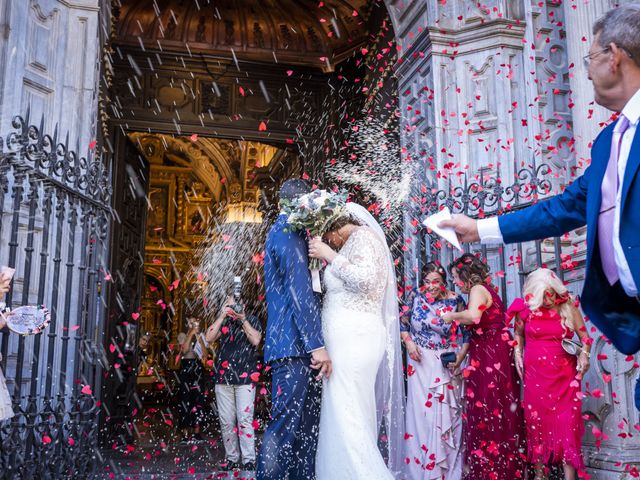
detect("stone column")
[392,0,533,285]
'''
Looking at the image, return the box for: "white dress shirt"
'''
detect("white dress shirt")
[478,88,640,297]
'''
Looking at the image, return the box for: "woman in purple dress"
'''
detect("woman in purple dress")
[402,263,469,480]
[442,253,525,480]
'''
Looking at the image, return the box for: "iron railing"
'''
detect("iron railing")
[415,157,586,301]
[0,112,111,478]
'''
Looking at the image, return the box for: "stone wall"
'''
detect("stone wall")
[0,0,100,151]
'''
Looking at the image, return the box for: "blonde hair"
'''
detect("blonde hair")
[523,268,573,331]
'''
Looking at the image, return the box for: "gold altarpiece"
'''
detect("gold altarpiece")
[128,133,282,384]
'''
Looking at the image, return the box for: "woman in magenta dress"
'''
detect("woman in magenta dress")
[442,253,525,480]
[508,268,591,480]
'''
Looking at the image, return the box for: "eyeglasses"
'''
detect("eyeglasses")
[583,46,611,68]
[583,45,634,68]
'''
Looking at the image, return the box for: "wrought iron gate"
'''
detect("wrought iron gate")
[415,158,586,301]
[0,112,112,478]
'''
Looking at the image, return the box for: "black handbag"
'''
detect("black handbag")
[440,352,457,368]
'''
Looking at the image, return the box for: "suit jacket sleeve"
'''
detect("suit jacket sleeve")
[498,166,590,243]
[277,231,324,352]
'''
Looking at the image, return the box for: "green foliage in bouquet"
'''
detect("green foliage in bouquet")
[280,189,349,270]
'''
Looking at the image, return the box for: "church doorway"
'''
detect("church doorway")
[101,0,398,475]
[103,130,298,475]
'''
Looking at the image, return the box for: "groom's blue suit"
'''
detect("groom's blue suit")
[256,214,324,480]
[497,121,640,356]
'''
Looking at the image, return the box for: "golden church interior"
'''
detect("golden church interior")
[104,0,397,457]
[130,134,289,397]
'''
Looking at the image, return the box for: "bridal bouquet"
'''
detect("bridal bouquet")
[280,189,348,272]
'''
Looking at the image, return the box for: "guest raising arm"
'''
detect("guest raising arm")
[441,253,525,480]
[207,291,263,471]
[441,281,491,327]
[206,296,262,347]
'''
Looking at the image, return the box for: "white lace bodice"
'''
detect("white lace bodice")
[323,227,389,316]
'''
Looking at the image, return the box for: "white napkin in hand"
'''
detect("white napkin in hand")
[422,207,463,251]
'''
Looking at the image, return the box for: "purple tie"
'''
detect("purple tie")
[598,114,630,285]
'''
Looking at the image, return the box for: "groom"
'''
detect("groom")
[256,179,332,480]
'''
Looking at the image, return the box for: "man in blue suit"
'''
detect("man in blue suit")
[440,4,640,406]
[256,179,332,480]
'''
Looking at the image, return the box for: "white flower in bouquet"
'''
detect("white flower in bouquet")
[309,190,331,209]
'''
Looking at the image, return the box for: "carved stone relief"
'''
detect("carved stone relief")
[27,1,59,78]
[150,77,195,112]
[279,24,294,48]
[195,16,206,42]
[116,0,370,71]
[110,52,328,139]
[224,20,235,45]
[531,0,574,172]
[112,73,140,107]
[465,56,499,174]
[229,183,242,203]
[253,22,265,49]
[21,79,53,127]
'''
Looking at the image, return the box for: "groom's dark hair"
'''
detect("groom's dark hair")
[279,179,311,201]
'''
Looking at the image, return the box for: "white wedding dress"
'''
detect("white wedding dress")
[316,225,398,480]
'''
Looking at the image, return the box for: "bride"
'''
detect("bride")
[309,202,405,479]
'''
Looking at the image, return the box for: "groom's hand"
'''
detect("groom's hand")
[311,347,332,380]
[438,214,480,243]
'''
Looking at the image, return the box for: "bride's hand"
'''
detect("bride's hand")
[309,237,337,263]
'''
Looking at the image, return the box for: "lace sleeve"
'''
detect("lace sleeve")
[331,229,388,295]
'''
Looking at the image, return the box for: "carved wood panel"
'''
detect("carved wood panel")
[110,51,329,142]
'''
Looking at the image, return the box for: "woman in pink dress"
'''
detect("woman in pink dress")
[442,253,525,480]
[508,268,591,480]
